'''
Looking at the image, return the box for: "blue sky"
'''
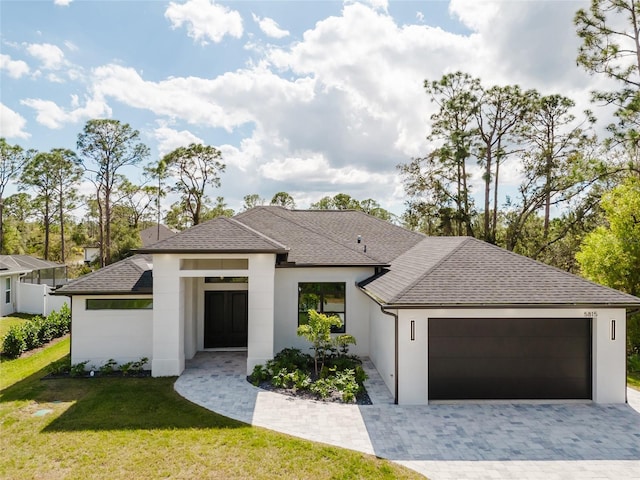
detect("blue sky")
[0,0,607,215]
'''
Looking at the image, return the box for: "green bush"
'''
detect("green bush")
[21,321,42,351]
[249,364,269,385]
[0,305,71,358]
[99,359,118,375]
[70,360,89,377]
[2,326,26,359]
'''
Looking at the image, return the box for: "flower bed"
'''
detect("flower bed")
[248,348,369,404]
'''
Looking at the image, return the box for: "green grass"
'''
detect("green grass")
[0,313,36,339]
[0,342,423,480]
[628,372,640,390]
[0,336,70,390]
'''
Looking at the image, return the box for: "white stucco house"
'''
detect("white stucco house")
[0,255,68,317]
[57,207,640,405]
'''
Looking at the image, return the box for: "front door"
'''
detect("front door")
[204,291,248,348]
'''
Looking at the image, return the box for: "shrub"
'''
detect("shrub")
[333,369,360,403]
[249,364,269,385]
[48,357,70,375]
[120,357,148,376]
[2,326,26,359]
[21,321,42,351]
[297,309,342,375]
[99,359,118,375]
[70,360,89,377]
[310,377,334,399]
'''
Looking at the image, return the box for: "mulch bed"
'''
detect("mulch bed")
[43,370,152,380]
[250,378,372,405]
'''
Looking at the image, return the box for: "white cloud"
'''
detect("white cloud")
[165,0,243,45]
[0,103,30,139]
[21,95,111,129]
[25,42,65,69]
[416,11,425,22]
[252,14,289,39]
[59,1,600,214]
[346,0,388,13]
[0,54,29,78]
[259,154,390,186]
[54,0,72,6]
[154,127,204,157]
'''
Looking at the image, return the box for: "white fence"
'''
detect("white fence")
[17,282,69,316]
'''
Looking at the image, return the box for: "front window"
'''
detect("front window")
[298,282,346,333]
[86,298,153,310]
[5,278,11,304]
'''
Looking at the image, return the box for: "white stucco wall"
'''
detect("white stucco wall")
[152,252,276,377]
[0,274,17,317]
[70,295,153,368]
[368,302,396,399]
[273,267,375,358]
[396,307,628,405]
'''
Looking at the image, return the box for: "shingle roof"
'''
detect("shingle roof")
[360,237,640,307]
[56,254,153,295]
[0,255,65,274]
[140,224,176,247]
[234,207,424,265]
[138,216,288,253]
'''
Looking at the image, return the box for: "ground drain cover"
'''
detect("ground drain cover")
[33,409,53,417]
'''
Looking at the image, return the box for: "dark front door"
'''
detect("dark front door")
[428,317,592,400]
[204,291,248,348]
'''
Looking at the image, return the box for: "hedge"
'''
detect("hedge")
[1,304,71,359]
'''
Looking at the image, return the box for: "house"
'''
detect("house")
[139,224,176,247]
[0,255,68,317]
[57,207,640,405]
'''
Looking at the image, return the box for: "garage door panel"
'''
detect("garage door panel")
[428,318,592,400]
[429,377,590,400]
[429,336,590,358]
[430,357,590,379]
[429,317,590,337]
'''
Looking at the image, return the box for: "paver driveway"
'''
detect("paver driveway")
[175,352,640,480]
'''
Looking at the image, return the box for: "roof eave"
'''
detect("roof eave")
[53,290,153,296]
[378,302,640,309]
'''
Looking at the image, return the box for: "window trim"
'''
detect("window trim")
[86,298,153,310]
[297,282,346,334]
[5,277,11,304]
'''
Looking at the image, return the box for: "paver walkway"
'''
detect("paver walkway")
[175,352,640,480]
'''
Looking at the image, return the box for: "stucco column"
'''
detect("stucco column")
[246,254,276,374]
[592,309,627,403]
[151,255,185,376]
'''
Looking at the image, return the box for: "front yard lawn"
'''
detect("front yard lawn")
[0,343,422,479]
[628,372,640,390]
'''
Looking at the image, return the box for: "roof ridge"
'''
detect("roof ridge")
[467,237,640,302]
[227,217,289,250]
[389,236,472,303]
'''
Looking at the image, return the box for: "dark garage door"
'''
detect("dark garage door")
[428,318,592,400]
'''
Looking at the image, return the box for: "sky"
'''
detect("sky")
[0,0,614,216]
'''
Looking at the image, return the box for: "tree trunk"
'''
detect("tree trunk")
[59,183,65,263]
[0,198,4,254]
[543,153,552,238]
[492,155,501,244]
[44,201,50,260]
[483,148,492,241]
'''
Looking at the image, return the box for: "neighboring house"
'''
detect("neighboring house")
[140,224,176,247]
[0,255,69,317]
[57,207,640,405]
